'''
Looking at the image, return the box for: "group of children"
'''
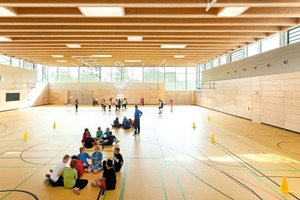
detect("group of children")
[111,116,133,129]
[45,146,124,196]
[101,98,128,112]
[81,127,120,149]
[158,99,174,114]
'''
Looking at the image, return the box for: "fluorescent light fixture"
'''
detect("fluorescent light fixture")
[0,36,12,41]
[174,55,185,58]
[57,60,67,62]
[51,55,64,58]
[92,55,112,58]
[0,7,17,16]
[79,7,124,17]
[127,36,143,41]
[161,44,187,49]
[65,44,81,48]
[125,60,142,63]
[218,7,249,17]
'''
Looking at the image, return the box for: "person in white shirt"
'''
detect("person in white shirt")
[46,154,70,187]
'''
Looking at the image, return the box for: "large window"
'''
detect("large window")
[247,43,259,57]
[58,67,78,82]
[123,67,143,82]
[36,64,43,81]
[11,58,21,67]
[144,67,159,82]
[261,34,280,53]
[288,26,300,44]
[48,67,58,82]
[0,55,10,65]
[165,67,176,90]
[80,67,100,82]
[230,49,243,62]
[220,55,227,65]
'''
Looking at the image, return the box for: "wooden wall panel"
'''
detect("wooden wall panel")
[195,71,300,133]
[49,90,68,104]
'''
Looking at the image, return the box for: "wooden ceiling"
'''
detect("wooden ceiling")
[0,0,299,67]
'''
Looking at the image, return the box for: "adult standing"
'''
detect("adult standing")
[75,99,79,112]
[133,105,143,135]
[158,99,164,114]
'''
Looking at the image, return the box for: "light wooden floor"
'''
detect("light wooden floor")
[0,105,300,200]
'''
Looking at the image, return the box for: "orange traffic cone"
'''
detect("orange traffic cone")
[211,133,215,143]
[280,176,292,193]
[23,131,28,140]
[192,122,196,129]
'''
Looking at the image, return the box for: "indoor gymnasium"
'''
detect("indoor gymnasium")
[0,1,300,200]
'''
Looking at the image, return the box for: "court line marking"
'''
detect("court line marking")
[0,190,39,200]
[156,161,168,200]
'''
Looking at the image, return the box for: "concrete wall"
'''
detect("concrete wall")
[203,42,300,82]
[0,64,49,111]
[195,42,300,133]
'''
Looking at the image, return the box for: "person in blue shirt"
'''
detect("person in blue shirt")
[77,147,91,172]
[133,105,143,135]
[87,145,103,174]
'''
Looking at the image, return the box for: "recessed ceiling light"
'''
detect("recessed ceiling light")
[57,60,67,63]
[218,7,249,17]
[0,7,17,16]
[125,60,142,63]
[127,36,143,41]
[92,55,112,58]
[65,44,81,48]
[79,7,124,17]
[174,55,185,58]
[0,36,12,41]
[161,44,187,49]
[51,55,64,58]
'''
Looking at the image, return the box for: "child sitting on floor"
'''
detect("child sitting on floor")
[112,117,122,129]
[71,155,84,179]
[91,159,116,191]
[113,147,124,172]
[87,145,103,174]
[61,159,88,195]
[77,147,91,172]
[100,131,120,149]
[83,132,96,149]
[45,154,70,187]
[96,127,103,140]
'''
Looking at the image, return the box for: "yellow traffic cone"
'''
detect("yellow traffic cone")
[53,121,56,129]
[211,133,215,143]
[192,122,196,129]
[23,131,28,140]
[208,116,211,121]
[280,176,292,193]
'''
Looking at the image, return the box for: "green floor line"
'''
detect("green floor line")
[118,140,133,200]
[170,164,187,200]
[102,190,107,200]
[2,142,74,199]
[247,169,287,200]
[156,162,169,200]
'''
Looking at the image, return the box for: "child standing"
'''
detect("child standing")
[91,159,116,191]
[75,99,79,112]
[77,147,91,172]
[61,159,88,195]
[170,100,174,112]
[46,154,70,187]
[113,147,123,172]
[88,145,103,174]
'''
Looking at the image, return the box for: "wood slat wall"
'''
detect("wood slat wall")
[195,71,300,133]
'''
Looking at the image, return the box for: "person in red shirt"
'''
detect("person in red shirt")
[71,155,84,179]
[81,128,90,143]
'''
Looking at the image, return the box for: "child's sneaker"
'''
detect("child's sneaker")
[91,182,98,188]
[43,178,51,185]
[73,187,80,195]
[115,139,120,144]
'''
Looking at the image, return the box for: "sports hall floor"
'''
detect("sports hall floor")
[0,105,300,200]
